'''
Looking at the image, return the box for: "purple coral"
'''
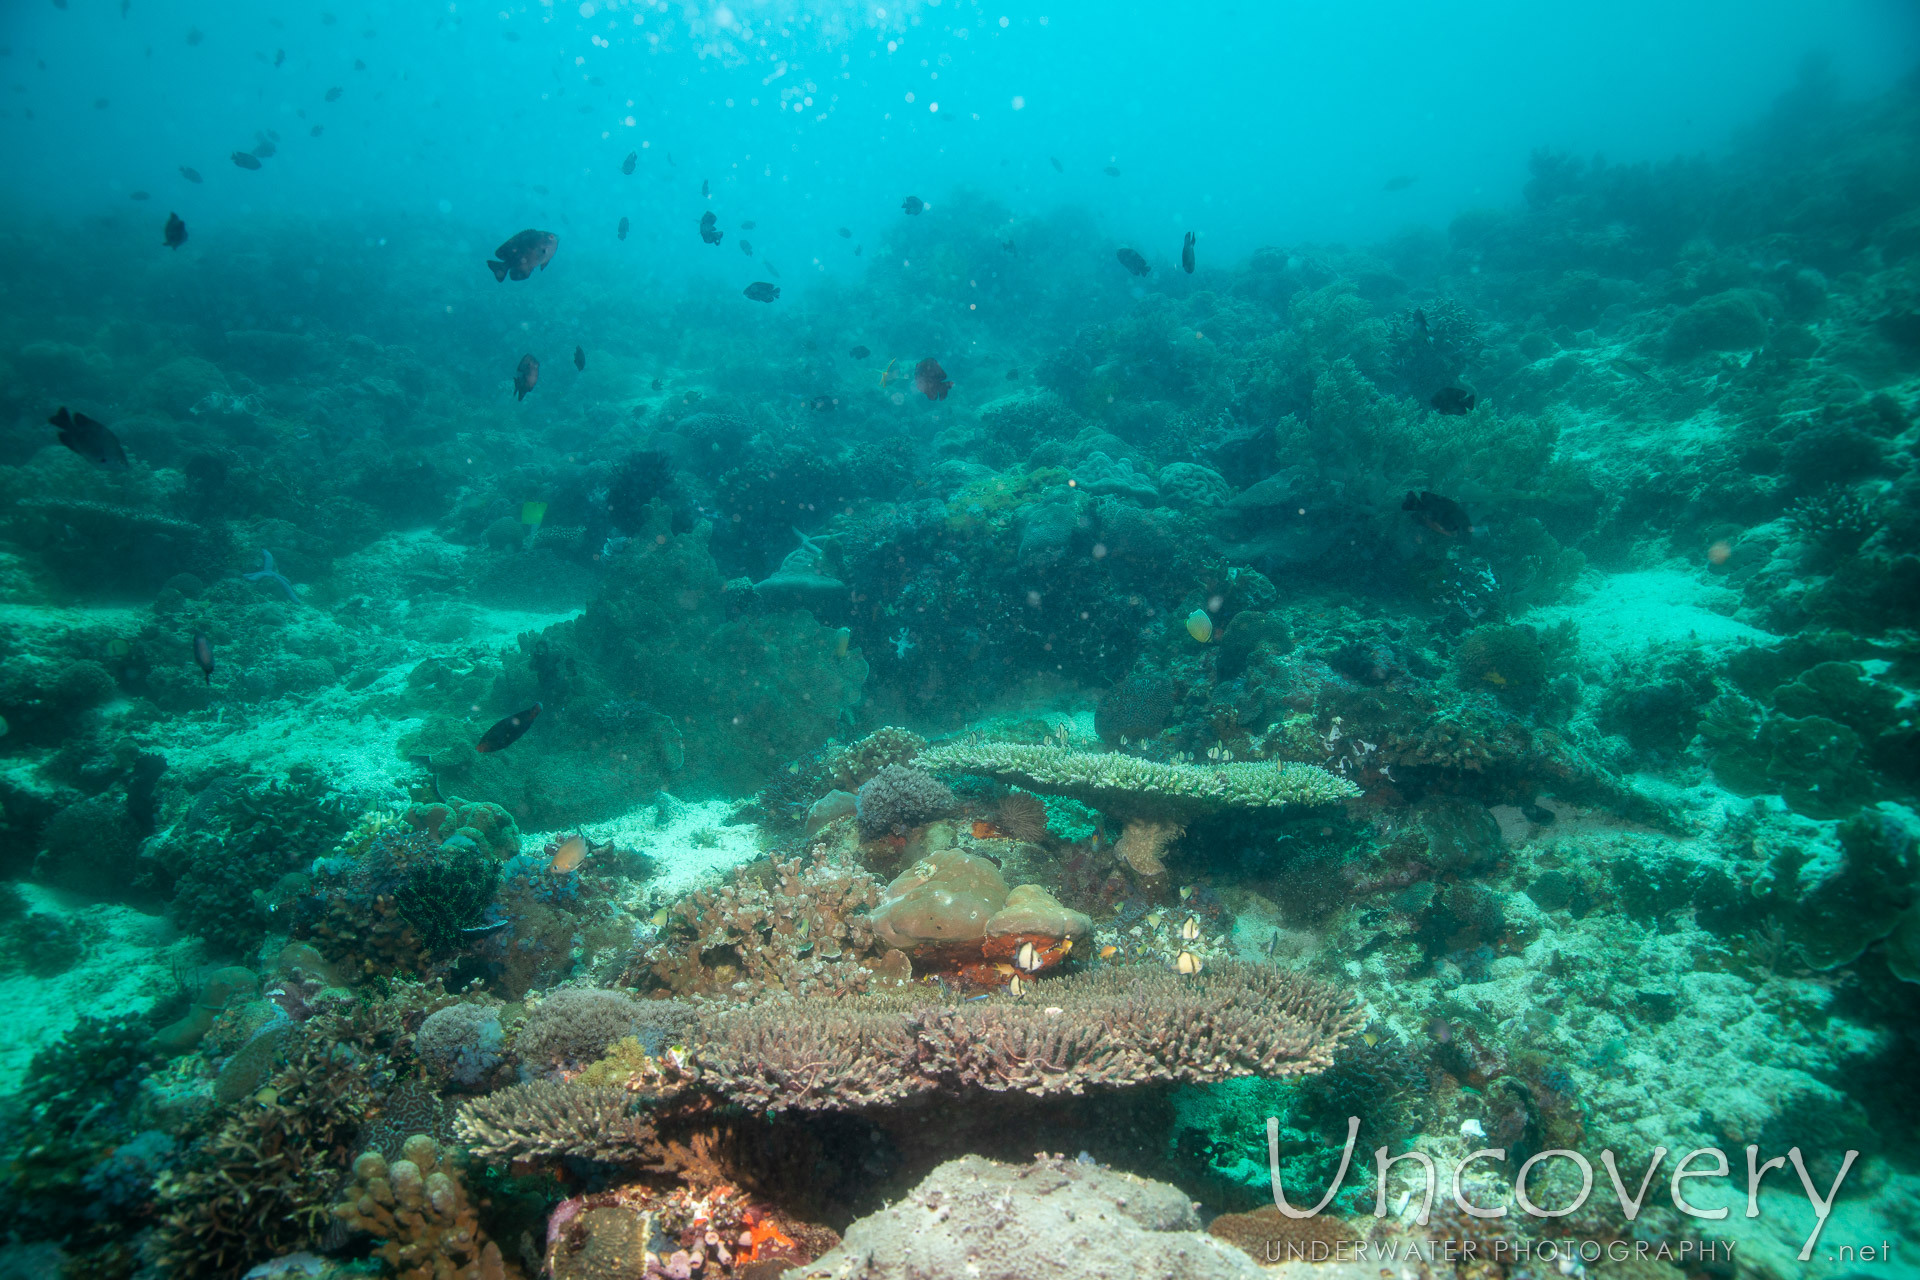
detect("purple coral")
[416,1003,507,1086]
[854,764,954,839]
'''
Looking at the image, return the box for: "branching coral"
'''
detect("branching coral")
[454,1081,669,1163]
[1786,483,1884,559]
[695,961,1359,1111]
[332,1134,521,1279]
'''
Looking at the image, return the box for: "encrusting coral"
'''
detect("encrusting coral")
[332,1133,522,1279]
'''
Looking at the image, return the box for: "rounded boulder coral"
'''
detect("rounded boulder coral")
[855,764,955,839]
[415,1003,506,1086]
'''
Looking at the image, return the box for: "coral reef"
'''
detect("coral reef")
[332,1134,521,1279]
[916,741,1360,817]
[853,764,955,839]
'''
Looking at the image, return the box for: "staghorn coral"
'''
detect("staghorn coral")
[695,961,1359,1111]
[854,764,955,838]
[916,740,1359,818]
[454,1081,669,1163]
[152,1038,372,1279]
[332,1133,521,1279]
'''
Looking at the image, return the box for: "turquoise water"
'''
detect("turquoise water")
[2,3,1919,1278]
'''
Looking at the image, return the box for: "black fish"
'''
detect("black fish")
[513,354,539,400]
[231,151,263,170]
[488,229,557,281]
[855,245,862,256]
[901,195,924,215]
[848,345,870,359]
[808,394,835,411]
[1006,368,1019,380]
[354,58,365,70]
[1103,165,1120,177]
[622,150,636,174]
[1115,247,1149,276]
[1181,231,1195,274]
[311,125,324,137]
[837,226,851,238]
[743,282,779,303]
[1001,239,1015,253]
[573,346,585,372]
[130,191,149,201]
[739,239,753,256]
[164,212,186,248]
[1430,387,1477,415]
[192,631,215,684]
[762,259,780,277]
[1049,156,1063,172]
[476,702,541,753]
[252,139,276,159]
[273,48,284,66]
[50,407,129,468]
[1383,174,1417,191]
[699,210,722,246]
[1403,490,1471,538]
[324,85,342,102]
[740,220,756,230]
[701,178,709,197]
[651,378,663,391]
[179,165,202,182]
[617,216,629,240]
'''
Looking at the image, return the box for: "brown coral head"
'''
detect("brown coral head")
[1114,818,1184,886]
[991,790,1050,844]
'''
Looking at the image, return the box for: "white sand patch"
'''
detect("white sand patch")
[1524,566,1774,665]
[158,689,419,804]
[0,885,192,1093]
[527,795,764,904]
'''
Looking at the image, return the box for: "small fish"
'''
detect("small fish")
[1179,916,1200,942]
[1098,944,1118,960]
[130,190,149,201]
[807,394,835,411]
[310,125,324,137]
[699,210,723,246]
[651,378,663,391]
[273,48,284,67]
[1049,156,1063,172]
[1005,368,1019,380]
[1001,240,1015,253]
[1383,174,1417,191]
[476,702,542,753]
[49,407,129,468]
[1430,386,1476,415]
[1174,950,1203,975]
[617,216,629,240]
[1264,930,1278,957]
[1178,886,1193,900]
[848,345,870,360]
[1058,937,1073,956]
[701,178,710,197]
[1411,309,1429,337]
[1103,164,1120,177]
[622,150,636,175]
[231,151,263,170]
[192,631,215,684]
[855,245,863,256]
[761,259,781,277]
[740,220,756,230]
[488,228,558,282]
[513,354,540,400]
[1181,231,1195,274]
[573,346,585,372]
[837,226,851,238]
[1402,490,1471,539]
[739,239,753,256]
[549,833,591,873]
[1146,911,1164,927]
[164,212,187,248]
[912,357,951,401]
[253,136,276,158]
[1115,247,1149,276]
[1008,974,1027,995]
[179,165,202,183]
[187,27,201,44]
[743,281,780,303]
[354,58,365,70]
[1014,942,1043,973]
[460,919,511,937]
[901,195,924,215]
[324,85,342,101]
